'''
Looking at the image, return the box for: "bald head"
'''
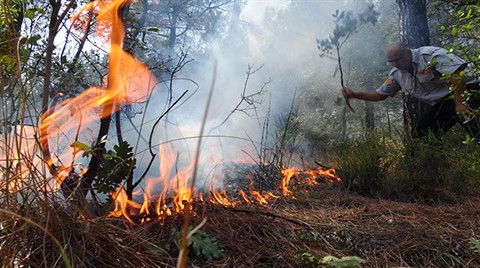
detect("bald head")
[385,42,412,71]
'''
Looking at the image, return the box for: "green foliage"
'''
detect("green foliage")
[298,251,366,268]
[470,237,480,255]
[298,252,321,266]
[334,127,480,199]
[172,227,224,261]
[335,132,395,195]
[316,5,379,57]
[70,141,95,157]
[70,140,136,194]
[439,3,479,79]
[321,255,366,268]
[188,230,224,261]
[96,141,136,194]
[387,135,449,199]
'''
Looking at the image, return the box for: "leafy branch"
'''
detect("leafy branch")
[316,5,380,113]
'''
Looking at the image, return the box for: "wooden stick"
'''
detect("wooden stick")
[336,44,355,113]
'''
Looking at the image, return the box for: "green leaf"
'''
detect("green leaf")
[27,35,42,45]
[451,26,458,36]
[321,255,366,268]
[466,8,472,19]
[25,8,36,20]
[189,231,224,261]
[70,141,89,152]
[470,237,480,255]
[103,153,114,160]
[298,252,321,266]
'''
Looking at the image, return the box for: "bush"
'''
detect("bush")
[334,128,480,200]
[334,131,396,195]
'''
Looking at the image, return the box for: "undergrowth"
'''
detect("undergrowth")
[334,128,480,201]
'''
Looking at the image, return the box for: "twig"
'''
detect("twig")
[178,61,217,268]
[228,207,337,251]
[230,207,312,227]
[133,90,188,190]
[336,44,355,113]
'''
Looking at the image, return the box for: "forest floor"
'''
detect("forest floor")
[192,183,480,267]
[21,182,480,267]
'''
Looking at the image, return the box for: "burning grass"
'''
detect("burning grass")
[2,182,480,267]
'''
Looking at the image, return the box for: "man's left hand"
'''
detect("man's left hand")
[455,102,473,121]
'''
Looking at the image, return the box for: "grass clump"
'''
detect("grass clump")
[334,131,396,196]
[334,129,480,201]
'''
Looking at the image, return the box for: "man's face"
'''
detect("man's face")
[385,48,411,70]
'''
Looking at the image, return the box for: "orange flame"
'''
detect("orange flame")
[280,166,341,196]
[106,148,340,223]
[32,0,343,224]
[281,167,296,195]
[39,0,156,187]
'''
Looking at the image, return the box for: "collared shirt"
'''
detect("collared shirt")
[376,46,469,105]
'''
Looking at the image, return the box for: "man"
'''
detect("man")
[342,42,480,140]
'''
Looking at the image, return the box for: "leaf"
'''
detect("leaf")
[26,35,42,45]
[470,237,480,255]
[189,231,224,261]
[321,255,366,268]
[298,252,321,266]
[451,26,458,36]
[321,255,340,263]
[99,135,109,144]
[25,8,36,20]
[70,141,89,152]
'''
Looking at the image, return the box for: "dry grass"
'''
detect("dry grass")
[2,182,479,267]
[198,186,480,267]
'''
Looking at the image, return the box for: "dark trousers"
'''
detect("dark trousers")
[413,83,480,140]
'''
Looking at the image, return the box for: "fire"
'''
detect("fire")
[25,0,343,225]
[39,0,157,187]
[105,147,340,224]
[280,166,341,196]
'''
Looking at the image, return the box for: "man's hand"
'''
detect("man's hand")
[342,86,354,99]
[455,101,473,121]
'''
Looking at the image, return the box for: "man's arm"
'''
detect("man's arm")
[451,71,473,120]
[342,87,388,102]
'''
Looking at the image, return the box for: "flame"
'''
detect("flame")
[39,0,157,187]
[280,166,341,196]
[109,185,141,224]
[27,0,343,224]
[281,167,296,195]
[106,143,341,223]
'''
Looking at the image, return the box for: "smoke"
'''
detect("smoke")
[98,0,395,190]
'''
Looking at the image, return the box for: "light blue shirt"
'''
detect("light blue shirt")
[376,46,469,105]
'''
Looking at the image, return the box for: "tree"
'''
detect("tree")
[316,5,379,137]
[396,0,431,133]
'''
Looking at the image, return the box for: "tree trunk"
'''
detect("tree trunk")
[81,4,126,200]
[40,0,76,197]
[168,3,179,50]
[365,101,375,130]
[396,0,430,134]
